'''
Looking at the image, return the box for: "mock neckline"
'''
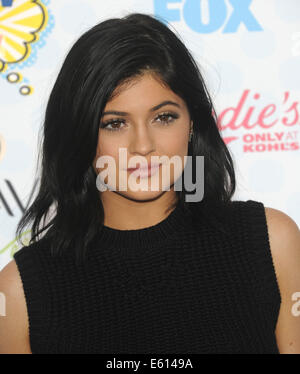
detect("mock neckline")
[96,202,191,249]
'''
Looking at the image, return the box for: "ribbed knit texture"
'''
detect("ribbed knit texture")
[13,199,281,354]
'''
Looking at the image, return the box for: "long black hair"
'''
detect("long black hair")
[16,12,236,264]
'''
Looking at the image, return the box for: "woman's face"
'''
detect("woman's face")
[93,72,192,202]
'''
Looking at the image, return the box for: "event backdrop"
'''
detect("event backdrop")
[0,0,299,270]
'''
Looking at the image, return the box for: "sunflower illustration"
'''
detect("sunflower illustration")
[0,0,48,72]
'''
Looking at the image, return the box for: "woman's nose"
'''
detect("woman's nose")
[128,126,156,156]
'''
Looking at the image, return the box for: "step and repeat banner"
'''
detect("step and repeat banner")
[0,0,299,270]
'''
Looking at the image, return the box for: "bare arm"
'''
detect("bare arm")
[265,207,300,354]
[0,259,32,354]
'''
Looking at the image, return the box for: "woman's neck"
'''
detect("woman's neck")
[100,190,178,231]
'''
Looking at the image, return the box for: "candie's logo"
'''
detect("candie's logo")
[218,90,299,153]
[154,0,262,34]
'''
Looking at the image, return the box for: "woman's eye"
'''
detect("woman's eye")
[156,112,178,125]
[100,112,178,132]
[100,120,125,132]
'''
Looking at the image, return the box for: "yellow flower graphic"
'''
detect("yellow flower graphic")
[0,0,48,72]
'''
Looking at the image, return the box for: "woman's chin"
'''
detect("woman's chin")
[117,188,167,202]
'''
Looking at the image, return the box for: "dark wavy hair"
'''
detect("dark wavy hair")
[16,12,236,264]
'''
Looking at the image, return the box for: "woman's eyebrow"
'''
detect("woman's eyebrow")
[102,100,181,116]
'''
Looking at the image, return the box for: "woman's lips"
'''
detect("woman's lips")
[127,163,160,171]
[127,163,161,178]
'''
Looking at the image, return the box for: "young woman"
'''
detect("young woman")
[0,12,299,354]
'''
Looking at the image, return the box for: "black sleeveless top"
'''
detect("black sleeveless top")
[13,199,281,353]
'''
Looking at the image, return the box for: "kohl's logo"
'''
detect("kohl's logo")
[154,0,263,34]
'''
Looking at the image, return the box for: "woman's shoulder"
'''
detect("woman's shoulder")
[227,200,300,353]
[262,205,300,288]
[13,237,50,259]
[0,255,32,353]
[263,205,300,353]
